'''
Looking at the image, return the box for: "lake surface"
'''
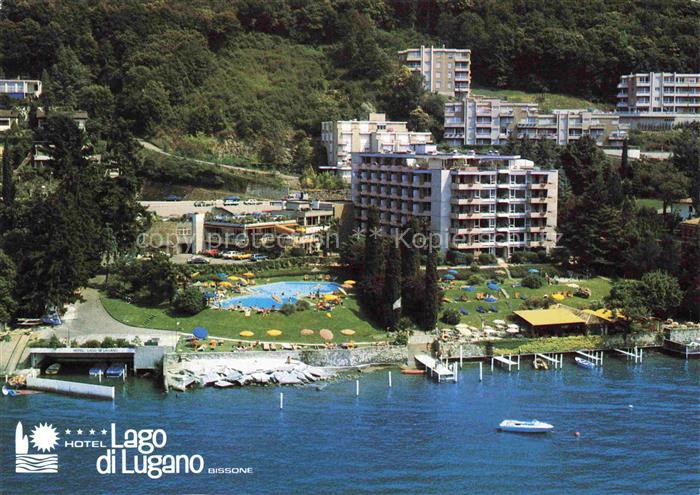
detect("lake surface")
[1,353,698,494]
[218,281,340,310]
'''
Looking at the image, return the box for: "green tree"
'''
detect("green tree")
[421,247,440,330]
[2,136,13,208]
[672,124,700,212]
[639,270,683,319]
[379,66,425,121]
[0,250,16,326]
[382,242,401,330]
[172,287,206,315]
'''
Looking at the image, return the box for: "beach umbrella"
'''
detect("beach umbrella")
[193,327,208,339]
[460,307,469,315]
[300,329,314,336]
[242,272,255,278]
[552,293,565,301]
[324,294,339,301]
[484,296,497,303]
[217,272,229,280]
[447,269,459,275]
[528,268,539,273]
[487,282,500,291]
[190,272,200,278]
[204,291,216,299]
[483,328,497,334]
[463,286,476,292]
[337,287,348,295]
[442,273,455,280]
[343,280,356,285]
[319,329,334,341]
[219,281,233,288]
[341,283,353,289]
[228,276,240,281]
[267,329,282,337]
[493,319,506,326]
[340,329,356,336]
[239,331,254,337]
[506,327,520,334]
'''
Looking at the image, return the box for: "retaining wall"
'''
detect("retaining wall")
[667,327,700,343]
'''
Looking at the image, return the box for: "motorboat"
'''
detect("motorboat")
[106,363,126,378]
[89,363,107,377]
[45,363,61,375]
[575,357,596,369]
[499,419,553,433]
[533,357,549,370]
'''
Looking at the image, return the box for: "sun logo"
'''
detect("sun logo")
[30,423,60,453]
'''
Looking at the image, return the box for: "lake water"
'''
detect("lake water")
[218,281,340,310]
[1,353,698,494]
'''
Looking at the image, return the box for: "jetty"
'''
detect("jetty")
[490,354,520,372]
[663,339,700,359]
[414,354,457,383]
[613,347,644,363]
[575,350,603,365]
[535,353,563,369]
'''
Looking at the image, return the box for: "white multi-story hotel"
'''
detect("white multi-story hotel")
[321,113,433,182]
[398,46,471,98]
[351,145,558,258]
[445,97,628,147]
[616,72,700,128]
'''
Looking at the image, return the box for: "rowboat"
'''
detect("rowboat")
[401,369,425,375]
[89,362,107,376]
[575,357,596,369]
[106,363,126,378]
[498,419,553,433]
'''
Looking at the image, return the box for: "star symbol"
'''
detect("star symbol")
[65,429,72,435]
[369,227,383,239]
[89,429,96,435]
[101,429,108,435]
[76,429,83,435]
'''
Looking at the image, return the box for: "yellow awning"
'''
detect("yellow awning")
[514,308,586,327]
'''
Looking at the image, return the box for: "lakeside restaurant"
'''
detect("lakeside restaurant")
[513,308,587,336]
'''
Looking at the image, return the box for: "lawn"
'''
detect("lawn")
[636,198,663,211]
[100,273,389,346]
[437,272,612,330]
[471,87,612,113]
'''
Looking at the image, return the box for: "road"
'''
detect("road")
[38,288,179,347]
[140,200,277,218]
[138,140,299,186]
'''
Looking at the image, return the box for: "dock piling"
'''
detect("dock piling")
[355,379,359,396]
[280,392,284,409]
[459,345,463,368]
[388,371,392,388]
[479,362,483,382]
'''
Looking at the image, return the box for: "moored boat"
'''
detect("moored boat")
[45,363,61,375]
[89,362,107,377]
[401,369,425,375]
[498,419,553,433]
[106,363,126,378]
[575,357,596,369]
[533,358,549,370]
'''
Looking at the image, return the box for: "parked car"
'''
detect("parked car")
[221,251,240,259]
[187,256,209,265]
[223,195,241,206]
[164,194,182,201]
[203,248,220,258]
[244,199,263,205]
[251,254,268,262]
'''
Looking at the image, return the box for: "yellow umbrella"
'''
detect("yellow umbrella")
[267,329,282,337]
[219,281,233,288]
[552,293,565,301]
[228,276,239,281]
[326,313,333,318]
[191,272,200,278]
[324,294,339,301]
[343,280,356,285]
[340,329,356,336]
[239,330,254,337]
[243,272,255,278]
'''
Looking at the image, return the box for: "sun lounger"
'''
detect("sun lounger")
[489,305,498,312]
[476,306,486,314]
[262,343,270,351]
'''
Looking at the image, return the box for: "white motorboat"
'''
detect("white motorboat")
[498,419,553,433]
[575,357,596,369]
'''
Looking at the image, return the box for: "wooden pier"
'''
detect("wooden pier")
[491,354,520,372]
[575,350,603,366]
[414,354,457,383]
[614,347,643,363]
[535,353,563,369]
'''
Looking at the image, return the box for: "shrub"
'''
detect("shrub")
[467,274,483,285]
[279,303,296,316]
[522,274,546,289]
[447,251,474,266]
[440,308,461,325]
[478,253,497,265]
[288,247,306,257]
[81,339,102,348]
[172,287,206,315]
[469,263,480,273]
[294,299,311,311]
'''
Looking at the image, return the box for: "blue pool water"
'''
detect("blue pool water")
[218,281,340,310]
[1,353,698,494]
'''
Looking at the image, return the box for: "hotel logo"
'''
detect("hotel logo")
[15,421,59,473]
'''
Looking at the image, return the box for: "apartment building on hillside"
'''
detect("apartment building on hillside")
[351,145,557,258]
[0,78,42,99]
[444,97,628,147]
[321,113,433,182]
[616,72,700,129]
[398,46,471,98]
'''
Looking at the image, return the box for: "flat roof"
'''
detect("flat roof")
[356,152,523,160]
[514,308,586,327]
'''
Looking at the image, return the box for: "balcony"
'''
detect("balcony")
[529,183,551,190]
[528,212,548,218]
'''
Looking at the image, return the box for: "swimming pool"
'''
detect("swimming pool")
[218,281,341,310]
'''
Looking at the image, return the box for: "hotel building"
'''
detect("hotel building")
[444,97,628,147]
[615,72,700,129]
[398,46,471,98]
[321,113,432,181]
[351,145,558,258]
